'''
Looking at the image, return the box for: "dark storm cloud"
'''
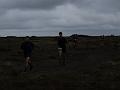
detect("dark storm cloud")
[0,0,68,10]
[0,0,120,12]
[1,0,119,11]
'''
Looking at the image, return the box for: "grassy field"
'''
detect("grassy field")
[0,36,120,90]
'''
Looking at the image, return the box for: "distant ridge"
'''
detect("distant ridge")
[70,34,120,38]
[70,34,91,38]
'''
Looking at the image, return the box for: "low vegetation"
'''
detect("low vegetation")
[0,36,120,90]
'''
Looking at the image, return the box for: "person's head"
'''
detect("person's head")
[59,32,62,37]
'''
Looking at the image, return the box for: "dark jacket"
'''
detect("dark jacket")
[21,41,34,53]
[57,37,67,48]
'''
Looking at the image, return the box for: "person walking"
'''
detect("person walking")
[21,36,34,72]
[57,32,67,65]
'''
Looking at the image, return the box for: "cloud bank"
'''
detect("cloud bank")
[0,0,120,36]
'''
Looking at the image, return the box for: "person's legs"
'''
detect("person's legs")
[24,57,29,72]
[58,48,62,57]
[63,46,67,64]
[24,56,32,72]
[58,47,66,65]
[28,58,32,71]
[58,48,62,64]
[61,47,66,65]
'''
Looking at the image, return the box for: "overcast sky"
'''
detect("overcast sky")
[0,0,120,36]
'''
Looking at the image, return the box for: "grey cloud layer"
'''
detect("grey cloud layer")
[0,0,120,36]
[0,0,120,11]
[0,0,68,10]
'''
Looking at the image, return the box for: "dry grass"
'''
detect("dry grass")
[0,36,120,90]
